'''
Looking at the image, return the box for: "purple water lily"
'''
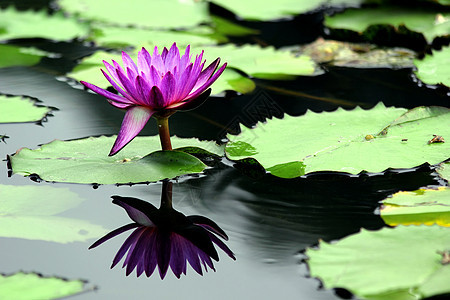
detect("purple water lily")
[80,43,226,155]
[89,186,235,278]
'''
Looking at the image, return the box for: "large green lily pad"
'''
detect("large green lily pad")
[0,184,107,243]
[325,7,450,43]
[209,0,363,21]
[0,272,89,300]
[0,95,52,123]
[306,225,450,299]
[0,45,46,68]
[414,46,450,87]
[57,0,209,29]
[68,48,257,95]
[9,136,224,184]
[225,103,450,178]
[0,7,89,41]
[381,187,450,227]
[89,25,219,48]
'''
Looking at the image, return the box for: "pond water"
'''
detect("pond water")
[0,1,448,300]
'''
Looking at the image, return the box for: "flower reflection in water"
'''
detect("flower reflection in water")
[89,182,235,278]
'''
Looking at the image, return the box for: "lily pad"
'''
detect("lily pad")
[0,95,52,123]
[0,272,89,300]
[57,0,209,29]
[198,44,319,78]
[89,25,219,48]
[0,45,46,68]
[437,162,450,181]
[225,103,450,178]
[325,7,450,43]
[0,7,90,41]
[209,0,363,21]
[414,46,450,87]
[381,187,450,227]
[68,50,255,95]
[9,136,224,184]
[299,38,415,69]
[306,225,450,299]
[0,184,107,243]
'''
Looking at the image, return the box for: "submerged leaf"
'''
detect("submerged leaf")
[381,187,450,227]
[226,103,450,177]
[306,225,450,299]
[0,95,52,123]
[0,272,89,300]
[0,184,107,243]
[0,7,89,41]
[9,136,224,184]
[414,46,450,87]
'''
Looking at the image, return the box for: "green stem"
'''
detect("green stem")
[156,116,172,151]
[160,180,173,209]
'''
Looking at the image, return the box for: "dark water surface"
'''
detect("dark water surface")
[0,2,448,299]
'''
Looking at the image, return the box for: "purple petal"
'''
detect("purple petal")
[160,72,176,106]
[165,43,180,72]
[152,46,165,73]
[111,227,142,268]
[122,51,138,74]
[135,76,152,106]
[179,45,191,72]
[115,67,141,103]
[107,100,133,109]
[198,250,215,271]
[185,63,227,101]
[138,47,152,75]
[169,233,187,278]
[88,223,139,249]
[208,232,236,260]
[185,242,203,275]
[112,197,155,226]
[188,215,228,240]
[80,80,131,105]
[150,65,161,87]
[161,47,169,61]
[157,231,172,279]
[109,106,154,156]
[111,196,159,222]
[149,86,165,109]
[100,68,135,103]
[126,228,148,276]
[192,58,220,91]
[173,63,193,100]
[144,228,158,277]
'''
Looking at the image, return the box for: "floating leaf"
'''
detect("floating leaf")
[209,0,363,21]
[381,187,450,227]
[0,184,107,243]
[0,7,89,41]
[225,103,450,178]
[89,25,218,48]
[9,136,224,184]
[58,0,209,29]
[306,225,450,299]
[0,45,44,68]
[0,272,89,300]
[414,46,450,87]
[0,95,52,123]
[325,7,450,43]
[299,38,415,69]
[199,44,319,78]
[210,15,259,37]
[68,50,255,95]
